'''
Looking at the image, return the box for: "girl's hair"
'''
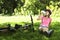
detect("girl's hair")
[45,9,52,15]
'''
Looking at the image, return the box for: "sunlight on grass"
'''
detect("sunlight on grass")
[0,15,59,24]
[0,16,31,24]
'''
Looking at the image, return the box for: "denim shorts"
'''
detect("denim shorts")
[39,25,48,28]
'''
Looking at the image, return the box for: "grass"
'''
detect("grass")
[0,15,59,40]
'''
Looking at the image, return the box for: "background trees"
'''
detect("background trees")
[0,0,60,16]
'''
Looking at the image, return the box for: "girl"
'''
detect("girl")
[37,9,53,36]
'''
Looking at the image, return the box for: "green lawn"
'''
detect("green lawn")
[0,15,59,40]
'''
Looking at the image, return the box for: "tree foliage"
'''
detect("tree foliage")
[0,0,60,15]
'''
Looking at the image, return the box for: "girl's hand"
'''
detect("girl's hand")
[37,11,44,20]
[37,15,40,20]
[37,14,43,20]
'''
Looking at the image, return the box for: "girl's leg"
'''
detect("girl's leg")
[43,28,48,32]
[39,27,43,31]
[39,27,44,34]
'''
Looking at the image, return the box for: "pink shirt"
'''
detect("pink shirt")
[41,16,52,27]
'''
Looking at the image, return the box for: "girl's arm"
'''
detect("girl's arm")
[49,21,51,27]
[37,13,43,20]
[37,15,40,20]
[48,19,52,27]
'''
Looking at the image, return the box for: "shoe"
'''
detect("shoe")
[48,29,54,37]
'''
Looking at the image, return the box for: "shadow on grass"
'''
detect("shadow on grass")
[0,22,60,40]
